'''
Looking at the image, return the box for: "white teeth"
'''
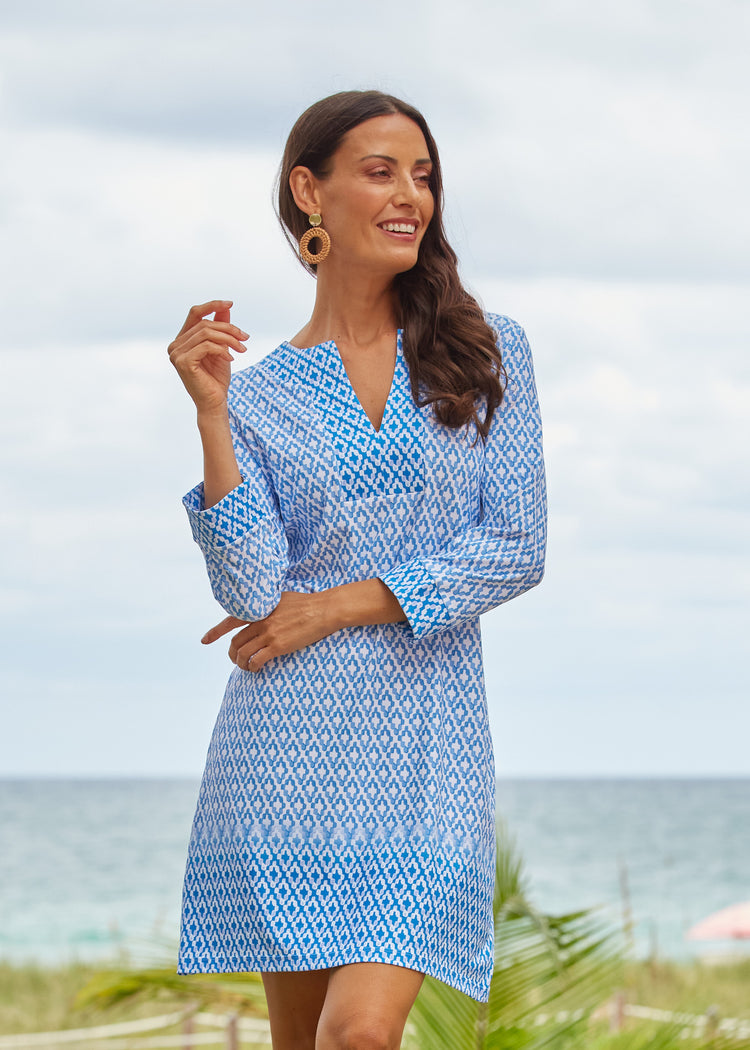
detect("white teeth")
[381,222,416,234]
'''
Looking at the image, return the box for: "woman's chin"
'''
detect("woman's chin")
[376,243,421,275]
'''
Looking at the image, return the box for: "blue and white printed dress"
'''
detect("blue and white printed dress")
[177,312,547,1003]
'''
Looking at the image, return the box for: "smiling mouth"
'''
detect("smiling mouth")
[378,222,418,236]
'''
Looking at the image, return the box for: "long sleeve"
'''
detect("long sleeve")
[379,315,547,639]
[183,396,289,621]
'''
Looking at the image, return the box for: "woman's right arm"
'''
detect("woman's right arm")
[167,299,248,508]
[168,300,290,621]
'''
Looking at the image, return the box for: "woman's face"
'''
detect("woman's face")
[312,113,435,276]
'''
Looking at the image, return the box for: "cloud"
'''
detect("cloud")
[0,127,318,346]
[0,3,476,146]
[0,0,747,357]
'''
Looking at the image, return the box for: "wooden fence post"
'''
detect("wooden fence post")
[226,1012,239,1050]
[609,991,625,1033]
[618,856,634,950]
[182,1003,199,1050]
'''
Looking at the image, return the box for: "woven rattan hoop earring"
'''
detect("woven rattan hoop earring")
[299,213,331,265]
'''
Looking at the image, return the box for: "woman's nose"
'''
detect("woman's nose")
[392,174,419,207]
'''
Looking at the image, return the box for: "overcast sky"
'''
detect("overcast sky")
[1,0,748,777]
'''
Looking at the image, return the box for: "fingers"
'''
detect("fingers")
[237,643,273,673]
[181,323,249,355]
[220,622,275,673]
[231,634,271,672]
[168,321,249,361]
[199,619,269,671]
[201,616,248,645]
[168,341,230,372]
[228,624,260,662]
[167,328,249,395]
[176,300,233,338]
[200,618,272,672]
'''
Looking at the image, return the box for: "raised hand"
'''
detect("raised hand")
[167,300,249,414]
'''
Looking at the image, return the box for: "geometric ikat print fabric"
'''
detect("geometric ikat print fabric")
[177,313,547,1002]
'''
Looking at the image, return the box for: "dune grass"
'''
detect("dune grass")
[0,958,187,1035]
[0,955,748,1038]
[620,956,750,1020]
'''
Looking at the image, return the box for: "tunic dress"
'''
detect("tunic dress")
[176,311,547,1003]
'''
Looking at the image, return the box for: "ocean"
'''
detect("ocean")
[1,778,747,966]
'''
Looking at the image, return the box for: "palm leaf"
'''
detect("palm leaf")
[407,819,623,1049]
[74,965,267,1016]
[403,976,480,1050]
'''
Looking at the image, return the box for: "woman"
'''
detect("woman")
[168,90,547,1050]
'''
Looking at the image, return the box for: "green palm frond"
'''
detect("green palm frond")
[402,976,480,1050]
[73,965,267,1016]
[407,820,623,1049]
[493,818,530,908]
[586,1022,746,1050]
[490,906,621,1016]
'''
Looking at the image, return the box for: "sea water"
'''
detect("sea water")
[0,778,747,965]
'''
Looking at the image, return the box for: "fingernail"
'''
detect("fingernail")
[240,330,249,338]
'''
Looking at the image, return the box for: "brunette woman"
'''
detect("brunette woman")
[168,89,547,1050]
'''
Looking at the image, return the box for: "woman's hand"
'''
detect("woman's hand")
[201,591,340,672]
[167,300,249,414]
[201,580,406,670]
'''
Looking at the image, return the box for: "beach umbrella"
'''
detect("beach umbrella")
[686,901,750,941]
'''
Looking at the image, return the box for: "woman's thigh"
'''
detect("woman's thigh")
[316,962,425,1050]
[261,967,331,1050]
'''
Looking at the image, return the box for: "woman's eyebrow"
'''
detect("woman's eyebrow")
[359,154,433,165]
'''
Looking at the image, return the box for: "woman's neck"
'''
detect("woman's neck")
[291,262,399,351]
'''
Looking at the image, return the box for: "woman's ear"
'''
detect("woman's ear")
[289,166,321,217]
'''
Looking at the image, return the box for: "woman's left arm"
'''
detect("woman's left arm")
[376,315,547,639]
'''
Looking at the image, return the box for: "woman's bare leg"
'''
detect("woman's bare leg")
[261,968,331,1050]
[315,962,425,1050]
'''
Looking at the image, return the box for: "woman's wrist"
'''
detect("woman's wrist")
[197,405,242,509]
[197,404,230,433]
[324,578,407,632]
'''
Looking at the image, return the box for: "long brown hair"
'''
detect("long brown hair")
[275,90,506,442]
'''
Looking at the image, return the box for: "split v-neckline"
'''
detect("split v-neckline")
[287,330,404,437]
[333,330,403,436]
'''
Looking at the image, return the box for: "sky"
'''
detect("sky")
[1,0,748,777]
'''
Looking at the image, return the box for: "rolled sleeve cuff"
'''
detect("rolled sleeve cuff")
[379,560,452,639]
[183,477,263,551]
